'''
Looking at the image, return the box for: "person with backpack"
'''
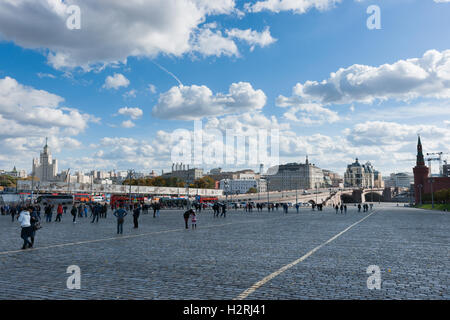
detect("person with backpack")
[113,205,128,234]
[30,207,41,247]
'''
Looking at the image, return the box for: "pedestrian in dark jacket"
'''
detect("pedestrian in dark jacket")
[133,206,141,229]
[71,205,77,223]
[183,209,193,229]
[113,206,128,234]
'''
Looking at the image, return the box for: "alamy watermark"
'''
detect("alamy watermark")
[366,265,381,290]
[170,120,280,173]
[367,5,381,30]
[66,5,81,30]
[66,265,81,290]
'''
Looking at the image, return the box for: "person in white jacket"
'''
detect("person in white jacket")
[18,208,33,249]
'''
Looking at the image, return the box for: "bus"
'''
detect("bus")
[36,194,74,206]
[110,194,147,208]
[197,196,218,204]
[74,193,92,203]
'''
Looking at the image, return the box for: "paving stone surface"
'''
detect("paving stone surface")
[0,204,448,300]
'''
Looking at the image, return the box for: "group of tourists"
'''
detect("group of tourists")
[334,204,348,214]
[183,209,197,229]
[212,202,227,217]
[311,203,324,211]
[16,206,41,250]
[358,203,373,212]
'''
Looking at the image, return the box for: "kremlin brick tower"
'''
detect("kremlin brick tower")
[413,136,429,204]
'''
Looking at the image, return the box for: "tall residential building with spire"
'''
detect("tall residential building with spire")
[32,138,58,182]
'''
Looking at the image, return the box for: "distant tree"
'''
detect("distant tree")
[247,187,257,194]
[192,176,215,189]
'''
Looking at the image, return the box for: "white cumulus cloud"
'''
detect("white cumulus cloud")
[103,73,130,90]
[117,107,143,120]
[152,82,267,120]
[0,0,244,70]
[281,50,450,106]
[245,0,342,14]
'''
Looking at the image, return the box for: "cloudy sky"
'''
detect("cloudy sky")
[0,0,449,176]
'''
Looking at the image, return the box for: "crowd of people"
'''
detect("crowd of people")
[1,199,375,249]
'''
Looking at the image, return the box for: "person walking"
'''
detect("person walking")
[55,204,63,222]
[213,202,219,217]
[295,203,299,214]
[113,205,128,234]
[358,203,362,213]
[18,207,33,249]
[335,205,339,214]
[340,204,344,214]
[133,205,141,229]
[91,204,99,223]
[30,207,41,247]
[152,202,157,218]
[220,203,227,218]
[45,205,52,222]
[155,202,161,218]
[344,204,347,214]
[71,205,77,223]
[10,206,17,222]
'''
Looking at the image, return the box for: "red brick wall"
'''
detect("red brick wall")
[423,177,450,194]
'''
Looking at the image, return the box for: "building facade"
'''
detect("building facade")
[162,163,204,185]
[344,158,380,188]
[385,172,414,188]
[219,178,266,194]
[265,157,325,191]
[32,140,58,182]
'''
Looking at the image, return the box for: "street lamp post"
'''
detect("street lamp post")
[186,170,191,209]
[31,169,35,203]
[417,184,423,206]
[224,180,229,209]
[128,169,134,209]
[429,179,435,209]
[315,182,318,206]
[66,168,71,196]
[267,177,270,212]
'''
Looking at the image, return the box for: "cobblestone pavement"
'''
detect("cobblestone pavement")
[0,204,448,299]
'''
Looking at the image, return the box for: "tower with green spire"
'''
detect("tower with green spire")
[413,135,429,204]
[416,135,425,166]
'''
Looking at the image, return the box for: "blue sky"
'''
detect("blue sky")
[0,0,449,176]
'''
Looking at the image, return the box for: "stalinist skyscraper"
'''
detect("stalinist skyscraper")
[32,138,58,182]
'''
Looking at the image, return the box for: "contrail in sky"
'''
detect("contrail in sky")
[151,61,183,86]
